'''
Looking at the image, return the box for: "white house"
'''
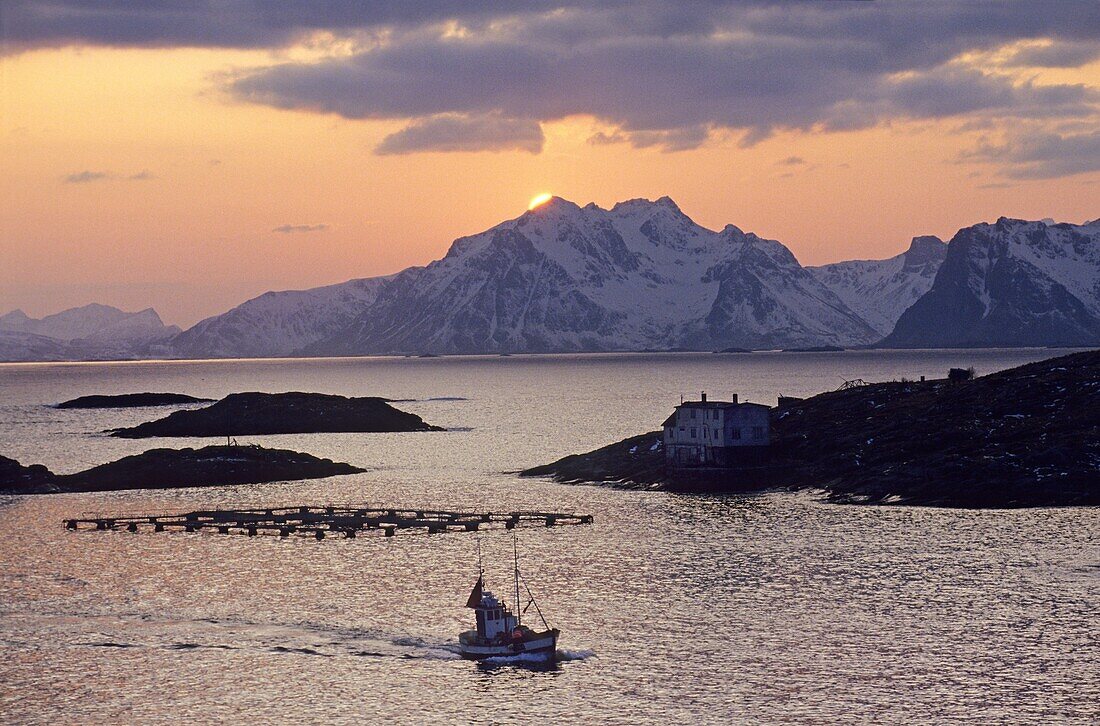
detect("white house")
[662,392,771,467]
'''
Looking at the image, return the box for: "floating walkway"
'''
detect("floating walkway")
[64,505,593,540]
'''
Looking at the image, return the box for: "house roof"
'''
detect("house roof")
[675,400,771,410]
[661,413,676,427]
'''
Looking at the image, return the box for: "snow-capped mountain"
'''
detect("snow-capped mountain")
[0,304,180,361]
[0,303,177,342]
[883,218,1100,347]
[169,276,392,358]
[300,197,878,355]
[808,235,947,336]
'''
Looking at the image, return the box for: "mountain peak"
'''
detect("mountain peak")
[903,235,947,268]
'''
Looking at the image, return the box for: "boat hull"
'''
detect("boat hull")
[458,631,558,661]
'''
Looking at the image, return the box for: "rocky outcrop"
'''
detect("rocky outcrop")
[0,454,57,493]
[109,392,442,438]
[522,349,1100,508]
[57,393,213,409]
[0,446,364,495]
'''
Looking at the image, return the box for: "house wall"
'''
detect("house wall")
[721,406,770,447]
[663,403,771,466]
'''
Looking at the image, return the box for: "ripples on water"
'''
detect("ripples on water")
[0,351,1097,724]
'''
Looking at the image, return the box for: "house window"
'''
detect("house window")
[690,409,696,419]
[690,427,697,438]
[713,410,719,420]
[731,429,741,440]
[753,426,764,440]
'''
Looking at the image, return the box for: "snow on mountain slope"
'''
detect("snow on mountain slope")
[809,235,947,336]
[169,276,393,358]
[306,197,878,355]
[0,303,177,342]
[0,304,181,361]
[883,218,1100,347]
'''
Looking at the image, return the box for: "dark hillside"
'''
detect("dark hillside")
[523,350,1100,507]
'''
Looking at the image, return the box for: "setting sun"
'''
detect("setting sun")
[528,192,553,210]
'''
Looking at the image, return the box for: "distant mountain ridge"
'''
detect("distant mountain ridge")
[809,236,948,336]
[883,217,1100,347]
[0,304,179,361]
[170,276,394,358]
[3,202,1097,361]
[300,196,878,355]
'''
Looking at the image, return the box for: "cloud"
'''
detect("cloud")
[1,1,580,52]
[62,170,108,183]
[272,223,330,234]
[1004,42,1100,68]
[12,2,1100,171]
[226,5,1100,158]
[777,156,805,166]
[128,170,155,180]
[375,114,543,154]
[587,126,708,152]
[963,129,1100,179]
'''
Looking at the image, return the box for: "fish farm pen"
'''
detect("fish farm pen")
[64,505,594,540]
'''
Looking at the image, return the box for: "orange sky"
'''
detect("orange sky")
[1,46,1098,327]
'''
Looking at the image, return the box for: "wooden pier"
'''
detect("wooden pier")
[64,505,593,539]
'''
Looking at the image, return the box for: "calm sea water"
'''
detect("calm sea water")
[1,350,1097,724]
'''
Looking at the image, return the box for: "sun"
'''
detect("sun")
[528,192,553,210]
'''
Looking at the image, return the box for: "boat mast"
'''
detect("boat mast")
[513,532,521,626]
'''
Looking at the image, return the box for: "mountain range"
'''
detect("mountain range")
[2,200,1097,361]
[0,304,179,362]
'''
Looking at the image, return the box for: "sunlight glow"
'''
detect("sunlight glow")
[528,192,553,210]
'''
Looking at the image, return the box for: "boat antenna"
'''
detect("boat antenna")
[513,531,522,626]
[476,536,484,580]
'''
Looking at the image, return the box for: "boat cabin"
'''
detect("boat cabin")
[474,590,518,640]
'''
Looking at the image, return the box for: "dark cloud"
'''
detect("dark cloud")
[964,130,1100,180]
[1004,42,1100,68]
[777,156,805,166]
[375,114,543,154]
[128,170,155,180]
[62,170,108,183]
[1,1,584,52]
[10,2,1100,173]
[272,223,330,233]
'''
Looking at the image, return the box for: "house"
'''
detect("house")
[663,392,771,468]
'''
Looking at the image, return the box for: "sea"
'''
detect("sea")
[0,349,1097,724]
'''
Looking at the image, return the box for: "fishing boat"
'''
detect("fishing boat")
[457,536,559,661]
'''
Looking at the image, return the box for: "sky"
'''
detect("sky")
[1,1,1099,327]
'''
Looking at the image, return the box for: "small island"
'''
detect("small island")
[109,391,443,438]
[0,445,365,495]
[522,350,1100,508]
[57,392,214,409]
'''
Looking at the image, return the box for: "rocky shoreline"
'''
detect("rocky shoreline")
[0,445,364,495]
[522,350,1100,508]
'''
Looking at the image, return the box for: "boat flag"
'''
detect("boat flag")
[465,576,483,608]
